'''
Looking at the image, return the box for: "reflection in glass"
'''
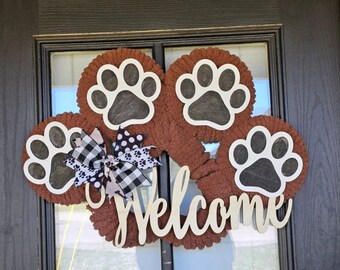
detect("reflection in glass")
[166,43,279,270]
[51,49,162,270]
[51,43,277,270]
[55,204,162,270]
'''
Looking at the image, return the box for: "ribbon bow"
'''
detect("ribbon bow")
[65,127,160,199]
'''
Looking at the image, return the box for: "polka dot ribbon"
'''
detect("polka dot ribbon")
[113,127,160,170]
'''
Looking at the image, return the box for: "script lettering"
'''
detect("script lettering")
[105,166,292,247]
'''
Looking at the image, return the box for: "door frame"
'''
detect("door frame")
[35,24,293,269]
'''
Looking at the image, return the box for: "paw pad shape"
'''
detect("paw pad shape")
[87,58,161,130]
[176,59,251,130]
[229,126,303,197]
[23,122,81,194]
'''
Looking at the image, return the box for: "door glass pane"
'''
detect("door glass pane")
[165,43,279,270]
[51,43,277,270]
[51,49,162,270]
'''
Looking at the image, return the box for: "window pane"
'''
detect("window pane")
[51,49,162,270]
[166,43,278,270]
[51,44,278,270]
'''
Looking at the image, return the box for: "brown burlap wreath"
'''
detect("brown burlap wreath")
[22,48,309,250]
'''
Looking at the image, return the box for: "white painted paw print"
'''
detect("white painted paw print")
[176,59,251,130]
[23,122,81,194]
[87,58,161,130]
[229,126,303,197]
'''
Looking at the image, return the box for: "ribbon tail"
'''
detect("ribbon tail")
[112,162,151,199]
[68,130,106,168]
[65,158,86,186]
[105,170,125,199]
[64,157,104,190]
[117,146,161,171]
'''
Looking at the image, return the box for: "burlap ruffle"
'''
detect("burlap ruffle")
[196,116,309,206]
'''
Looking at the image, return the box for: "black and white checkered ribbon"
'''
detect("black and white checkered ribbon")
[65,129,156,199]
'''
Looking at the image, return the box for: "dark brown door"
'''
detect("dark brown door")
[1,1,339,269]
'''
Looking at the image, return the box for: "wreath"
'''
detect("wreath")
[22,48,308,249]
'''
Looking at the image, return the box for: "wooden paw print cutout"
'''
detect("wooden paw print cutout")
[22,48,308,250]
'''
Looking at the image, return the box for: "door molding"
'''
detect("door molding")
[34,24,293,270]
